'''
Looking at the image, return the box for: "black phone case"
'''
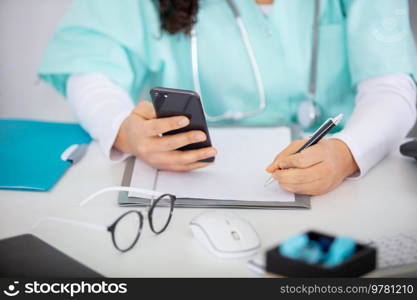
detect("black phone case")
[150,87,214,163]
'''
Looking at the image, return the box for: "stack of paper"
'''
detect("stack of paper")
[129,127,295,203]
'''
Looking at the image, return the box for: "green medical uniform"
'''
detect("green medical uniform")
[39,0,417,128]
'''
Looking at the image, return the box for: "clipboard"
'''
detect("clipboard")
[118,125,310,209]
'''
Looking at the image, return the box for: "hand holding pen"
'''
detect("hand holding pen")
[265,114,358,195]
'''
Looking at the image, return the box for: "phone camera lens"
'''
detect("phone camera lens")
[163,94,168,99]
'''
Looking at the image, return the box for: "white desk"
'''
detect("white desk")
[0,142,416,277]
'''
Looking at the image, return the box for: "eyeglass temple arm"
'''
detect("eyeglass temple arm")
[80,186,164,207]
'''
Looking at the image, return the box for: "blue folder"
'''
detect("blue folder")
[0,119,91,191]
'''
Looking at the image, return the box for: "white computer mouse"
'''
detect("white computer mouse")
[190,211,261,259]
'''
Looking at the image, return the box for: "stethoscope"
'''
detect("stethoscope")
[190,0,322,129]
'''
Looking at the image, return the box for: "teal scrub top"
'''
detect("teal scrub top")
[39,0,417,128]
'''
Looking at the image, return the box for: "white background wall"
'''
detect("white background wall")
[0,0,417,133]
[0,0,73,122]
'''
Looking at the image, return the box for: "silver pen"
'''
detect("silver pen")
[264,114,344,187]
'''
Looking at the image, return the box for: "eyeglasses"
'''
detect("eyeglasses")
[33,187,176,253]
[107,194,175,252]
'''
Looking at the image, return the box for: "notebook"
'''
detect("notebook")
[0,119,91,191]
[119,127,310,209]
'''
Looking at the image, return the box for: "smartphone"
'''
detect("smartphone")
[150,87,215,163]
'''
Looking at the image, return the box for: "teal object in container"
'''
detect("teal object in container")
[0,119,91,191]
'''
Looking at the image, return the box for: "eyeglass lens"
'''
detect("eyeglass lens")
[149,194,175,234]
[112,211,143,252]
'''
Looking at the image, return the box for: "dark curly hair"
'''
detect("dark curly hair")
[157,0,199,34]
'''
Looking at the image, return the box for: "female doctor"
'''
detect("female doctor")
[39,0,417,195]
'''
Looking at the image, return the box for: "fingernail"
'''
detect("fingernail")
[194,133,206,141]
[205,149,217,157]
[178,118,189,127]
[279,162,287,169]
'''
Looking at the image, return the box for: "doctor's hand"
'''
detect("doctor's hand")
[266,139,358,196]
[114,101,217,171]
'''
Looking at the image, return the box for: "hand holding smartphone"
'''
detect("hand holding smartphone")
[114,87,216,171]
[150,87,215,163]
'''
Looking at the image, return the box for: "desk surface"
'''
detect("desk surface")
[0,142,416,277]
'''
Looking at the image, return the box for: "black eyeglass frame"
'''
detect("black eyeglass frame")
[107,194,176,253]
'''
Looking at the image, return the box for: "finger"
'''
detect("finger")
[164,162,211,172]
[272,163,326,185]
[152,130,207,152]
[266,139,307,172]
[165,147,217,165]
[279,179,327,196]
[144,116,190,136]
[279,143,327,169]
[132,101,157,120]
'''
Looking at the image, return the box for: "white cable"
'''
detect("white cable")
[32,216,107,232]
[80,186,164,207]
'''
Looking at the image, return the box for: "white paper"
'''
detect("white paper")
[130,158,157,190]
[129,127,294,203]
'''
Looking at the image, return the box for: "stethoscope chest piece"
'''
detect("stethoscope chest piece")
[297,98,322,130]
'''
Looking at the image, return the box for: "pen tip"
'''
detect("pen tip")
[333,113,344,125]
[264,177,274,187]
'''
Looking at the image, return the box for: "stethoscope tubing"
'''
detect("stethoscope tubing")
[191,0,320,123]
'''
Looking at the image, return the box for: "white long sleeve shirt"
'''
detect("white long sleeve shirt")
[67,73,133,162]
[67,73,416,177]
[333,74,416,177]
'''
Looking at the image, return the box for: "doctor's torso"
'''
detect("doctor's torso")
[145,0,353,126]
[40,0,417,128]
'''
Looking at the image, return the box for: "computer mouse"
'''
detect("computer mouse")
[190,211,261,259]
[400,140,417,161]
